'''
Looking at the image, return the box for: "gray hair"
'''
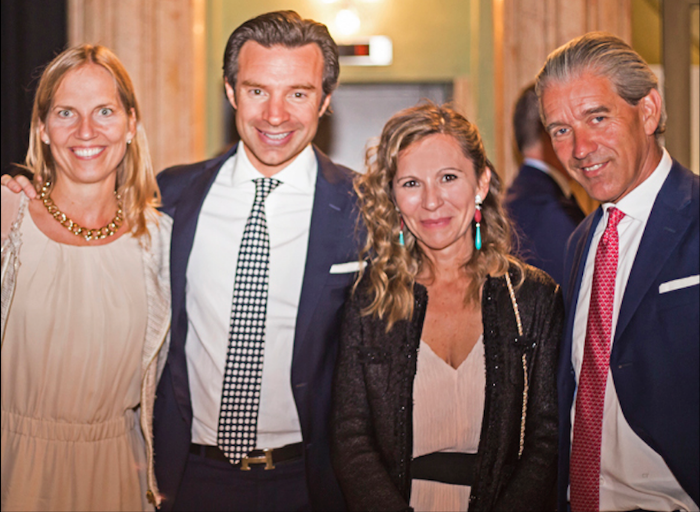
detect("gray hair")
[223,10,339,105]
[535,32,666,140]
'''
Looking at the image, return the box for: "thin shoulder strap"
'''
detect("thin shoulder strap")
[504,271,528,459]
[504,272,523,336]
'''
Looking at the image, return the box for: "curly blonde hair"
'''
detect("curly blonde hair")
[354,103,522,330]
[24,44,160,240]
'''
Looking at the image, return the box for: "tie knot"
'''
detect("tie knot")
[605,207,625,232]
[253,177,281,204]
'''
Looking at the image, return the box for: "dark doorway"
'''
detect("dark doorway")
[2,0,68,176]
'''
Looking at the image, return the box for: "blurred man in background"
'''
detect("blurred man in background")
[504,83,585,284]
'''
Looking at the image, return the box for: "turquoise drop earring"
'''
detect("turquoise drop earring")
[474,195,482,251]
[399,217,405,246]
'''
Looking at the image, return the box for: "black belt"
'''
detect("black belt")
[411,452,478,486]
[189,442,303,470]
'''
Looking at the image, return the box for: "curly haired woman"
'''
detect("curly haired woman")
[331,103,561,512]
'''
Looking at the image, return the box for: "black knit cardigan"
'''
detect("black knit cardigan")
[331,264,562,511]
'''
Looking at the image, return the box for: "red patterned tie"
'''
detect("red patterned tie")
[570,207,625,512]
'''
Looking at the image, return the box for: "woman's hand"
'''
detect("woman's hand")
[0,174,37,198]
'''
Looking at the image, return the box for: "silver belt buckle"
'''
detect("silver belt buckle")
[240,449,275,471]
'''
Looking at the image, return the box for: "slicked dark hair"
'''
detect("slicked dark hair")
[513,83,544,154]
[223,10,339,105]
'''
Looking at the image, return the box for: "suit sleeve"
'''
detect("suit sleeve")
[157,166,191,217]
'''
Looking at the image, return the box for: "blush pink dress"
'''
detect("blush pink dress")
[410,336,486,512]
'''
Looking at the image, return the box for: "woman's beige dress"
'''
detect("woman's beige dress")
[410,336,486,512]
[1,211,149,512]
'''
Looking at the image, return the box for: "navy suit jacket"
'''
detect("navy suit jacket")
[504,164,585,284]
[558,160,699,509]
[153,144,360,511]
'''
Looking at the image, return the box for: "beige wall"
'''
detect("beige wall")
[69,0,207,173]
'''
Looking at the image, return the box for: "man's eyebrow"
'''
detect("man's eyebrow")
[239,80,317,91]
[582,105,611,116]
[545,121,564,133]
[291,84,316,90]
[544,105,612,132]
[240,80,265,88]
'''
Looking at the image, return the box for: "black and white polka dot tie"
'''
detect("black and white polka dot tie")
[217,177,281,465]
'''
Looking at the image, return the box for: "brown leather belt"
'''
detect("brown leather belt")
[189,442,303,470]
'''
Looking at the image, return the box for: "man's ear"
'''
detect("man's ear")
[318,93,332,117]
[224,79,237,110]
[640,88,662,136]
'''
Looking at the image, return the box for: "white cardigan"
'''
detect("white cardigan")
[1,188,172,509]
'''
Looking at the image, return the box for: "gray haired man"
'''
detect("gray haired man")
[537,32,699,512]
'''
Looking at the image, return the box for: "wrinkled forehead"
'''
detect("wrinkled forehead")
[539,69,621,119]
[544,62,628,100]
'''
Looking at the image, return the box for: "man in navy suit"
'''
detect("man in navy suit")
[504,83,585,284]
[536,32,699,511]
[152,11,359,511]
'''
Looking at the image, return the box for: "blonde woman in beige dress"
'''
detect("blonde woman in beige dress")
[1,45,171,512]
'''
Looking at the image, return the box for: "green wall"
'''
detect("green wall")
[632,0,661,64]
[632,0,700,66]
[203,0,495,160]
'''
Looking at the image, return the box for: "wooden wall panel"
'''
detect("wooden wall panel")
[68,0,206,173]
[663,0,693,169]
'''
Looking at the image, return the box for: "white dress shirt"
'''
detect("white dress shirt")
[185,143,317,449]
[571,149,697,511]
[523,157,573,198]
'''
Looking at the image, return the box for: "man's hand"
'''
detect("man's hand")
[1,174,37,199]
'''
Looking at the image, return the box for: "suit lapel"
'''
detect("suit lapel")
[170,147,237,322]
[293,148,355,358]
[562,209,602,367]
[169,145,238,420]
[614,162,695,344]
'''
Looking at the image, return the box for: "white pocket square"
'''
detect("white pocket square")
[659,275,700,294]
[329,261,367,274]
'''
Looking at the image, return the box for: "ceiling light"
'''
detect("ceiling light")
[336,8,361,36]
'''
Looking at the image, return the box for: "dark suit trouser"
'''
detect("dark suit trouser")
[172,451,310,512]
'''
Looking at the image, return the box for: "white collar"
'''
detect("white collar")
[602,148,672,223]
[230,142,317,193]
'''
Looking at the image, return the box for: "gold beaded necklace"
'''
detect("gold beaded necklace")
[39,182,124,242]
